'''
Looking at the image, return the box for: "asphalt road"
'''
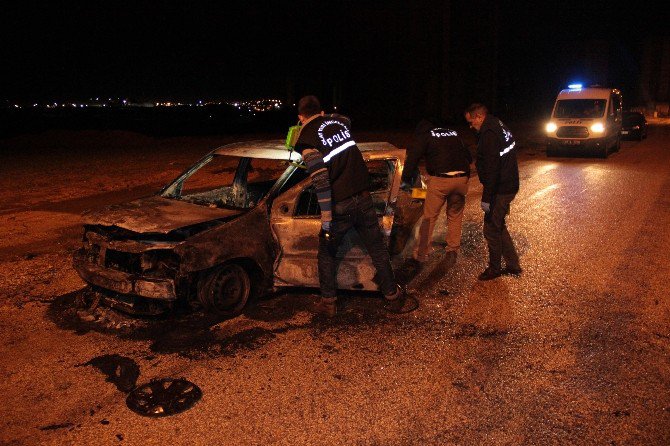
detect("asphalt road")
[2,126,670,445]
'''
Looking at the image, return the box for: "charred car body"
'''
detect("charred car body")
[73,141,422,316]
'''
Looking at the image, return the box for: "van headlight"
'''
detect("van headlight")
[545,122,557,133]
[590,123,605,133]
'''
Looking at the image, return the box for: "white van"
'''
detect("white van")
[545,85,623,158]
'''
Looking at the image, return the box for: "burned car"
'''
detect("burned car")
[73,141,422,316]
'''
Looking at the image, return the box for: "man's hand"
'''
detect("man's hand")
[319,220,333,241]
[319,220,338,255]
[400,181,412,192]
[481,201,491,213]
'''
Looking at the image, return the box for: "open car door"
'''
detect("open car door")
[270,155,401,290]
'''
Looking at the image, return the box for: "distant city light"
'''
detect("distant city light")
[7,97,286,113]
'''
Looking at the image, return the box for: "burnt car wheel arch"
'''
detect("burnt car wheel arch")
[197,262,251,317]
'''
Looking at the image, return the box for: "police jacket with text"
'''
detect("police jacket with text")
[402,119,472,184]
[295,114,370,203]
[475,114,519,204]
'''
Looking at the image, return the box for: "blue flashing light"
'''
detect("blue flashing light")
[568,83,583,90]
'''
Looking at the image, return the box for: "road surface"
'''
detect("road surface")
[1,125,669,445]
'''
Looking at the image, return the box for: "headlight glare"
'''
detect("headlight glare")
[545,122,557,133]
[591,123,605,133]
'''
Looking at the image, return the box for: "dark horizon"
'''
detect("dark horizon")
[2,1,669,121]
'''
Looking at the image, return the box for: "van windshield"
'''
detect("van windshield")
[554,99,606,118]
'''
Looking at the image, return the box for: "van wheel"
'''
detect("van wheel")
[198,263,250,318]
[598,145,609,158]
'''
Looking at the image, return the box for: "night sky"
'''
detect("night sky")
[1,1,668,121]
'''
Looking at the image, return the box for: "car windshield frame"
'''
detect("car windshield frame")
[160,153,300,210]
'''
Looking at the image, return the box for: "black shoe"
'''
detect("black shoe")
[478,267,501,281]
[313,298,337,317]
[503,266,523,276]
[383,286,419,314]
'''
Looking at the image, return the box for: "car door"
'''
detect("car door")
[270,155,399,290]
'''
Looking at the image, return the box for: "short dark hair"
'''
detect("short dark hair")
[465,103,488,117]
[298,95,321,117]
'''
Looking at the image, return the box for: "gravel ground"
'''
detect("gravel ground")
[0,123,669,445]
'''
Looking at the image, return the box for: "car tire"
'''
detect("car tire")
[198,263,251,318]
[615,136,621,152]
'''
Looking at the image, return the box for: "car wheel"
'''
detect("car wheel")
[198,263,251,317]
[615,136,621,152]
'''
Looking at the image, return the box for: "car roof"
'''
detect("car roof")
[557,87,618,100]
[212,140,403,161]
[213,141,302,161]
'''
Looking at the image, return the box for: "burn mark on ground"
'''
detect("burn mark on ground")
[150,326,285,359]
[452,380,469,390]
[79,354,140,392]
[48,287,453,360]
[39,423,75,431]
[453,323,509,339]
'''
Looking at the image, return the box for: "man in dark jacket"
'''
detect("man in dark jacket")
[293,95,409,315]
[464,103,522,280]
[401,118,472,263]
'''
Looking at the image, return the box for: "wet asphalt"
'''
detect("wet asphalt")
[2,126,670,445]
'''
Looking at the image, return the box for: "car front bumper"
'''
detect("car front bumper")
[73,249,177,300]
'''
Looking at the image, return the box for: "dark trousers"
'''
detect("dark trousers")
[483,193,520,272]
[318,192,397,298]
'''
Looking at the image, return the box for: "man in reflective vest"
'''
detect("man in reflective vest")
[294,95,409,315]
[465,103,522,280]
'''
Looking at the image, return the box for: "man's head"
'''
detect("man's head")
[464,103,488,131]
[298,95,323,124]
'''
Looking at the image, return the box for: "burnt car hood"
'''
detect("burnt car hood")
[82,196,244,234]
